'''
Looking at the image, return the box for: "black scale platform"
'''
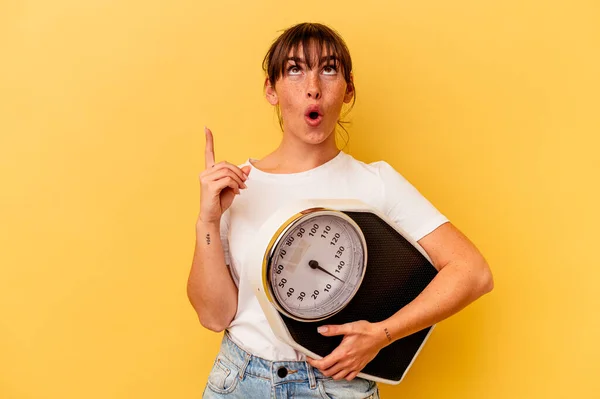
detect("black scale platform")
[280,211,438,382]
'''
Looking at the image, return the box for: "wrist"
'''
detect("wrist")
[372,320,394,348]
[196,216,220,230]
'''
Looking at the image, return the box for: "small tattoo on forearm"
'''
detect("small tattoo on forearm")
[384,328,392,343]
[205,233,211,245]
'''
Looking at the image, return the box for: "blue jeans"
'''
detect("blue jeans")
[202,331,380,398]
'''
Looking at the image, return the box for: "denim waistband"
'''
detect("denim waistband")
[219,330,331,385]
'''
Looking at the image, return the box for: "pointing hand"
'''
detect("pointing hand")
[198,127,251,224]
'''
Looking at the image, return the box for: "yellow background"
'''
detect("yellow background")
[1,1,598,398]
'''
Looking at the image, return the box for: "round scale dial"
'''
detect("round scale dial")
[267,210,367,321]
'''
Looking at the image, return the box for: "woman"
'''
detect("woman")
[188,22,494,398]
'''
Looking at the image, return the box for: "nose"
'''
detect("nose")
[306,73,321,100]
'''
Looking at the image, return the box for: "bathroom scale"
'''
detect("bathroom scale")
[246,199,438,384]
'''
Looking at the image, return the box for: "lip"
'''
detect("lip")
[304,105,323,127]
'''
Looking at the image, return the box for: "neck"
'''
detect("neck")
[270,131,340,173]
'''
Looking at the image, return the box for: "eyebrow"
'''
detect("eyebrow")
[286,55,338,64]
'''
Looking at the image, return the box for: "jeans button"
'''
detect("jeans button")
[277,367,288,378]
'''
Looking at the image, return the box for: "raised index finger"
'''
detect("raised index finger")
[204,126,216,169]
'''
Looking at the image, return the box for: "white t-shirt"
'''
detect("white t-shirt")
[220,150,448,361]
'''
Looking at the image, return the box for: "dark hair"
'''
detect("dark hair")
[262,22,355,147]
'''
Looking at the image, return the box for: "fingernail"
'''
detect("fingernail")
[317,326,328,333]
[242,183,247,189]
[243,173,248,180]
[204,126,209,134]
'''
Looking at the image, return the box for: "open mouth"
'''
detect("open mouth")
[305,112,323,127]
[305,106,323,126]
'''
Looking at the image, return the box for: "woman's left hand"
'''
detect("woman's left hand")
[306,320,388,381]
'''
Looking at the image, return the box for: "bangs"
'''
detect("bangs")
[263,23,353,85]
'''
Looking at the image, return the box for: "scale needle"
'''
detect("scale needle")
[308,260,345,283]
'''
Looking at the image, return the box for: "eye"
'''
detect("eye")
[322,64,337,75]
[287,64,301,75]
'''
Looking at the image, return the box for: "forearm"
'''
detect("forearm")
[375,259,493,344]
[187,218,238,332]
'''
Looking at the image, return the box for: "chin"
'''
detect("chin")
[305,124,336,141]
[285,121,335,144]
[302,131,332,145]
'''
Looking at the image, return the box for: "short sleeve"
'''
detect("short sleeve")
[375,161,449,241]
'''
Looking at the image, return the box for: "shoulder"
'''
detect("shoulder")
[340,153,403,182]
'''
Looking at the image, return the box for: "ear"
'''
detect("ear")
[343,73,354,104]
[265,77,279,106]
